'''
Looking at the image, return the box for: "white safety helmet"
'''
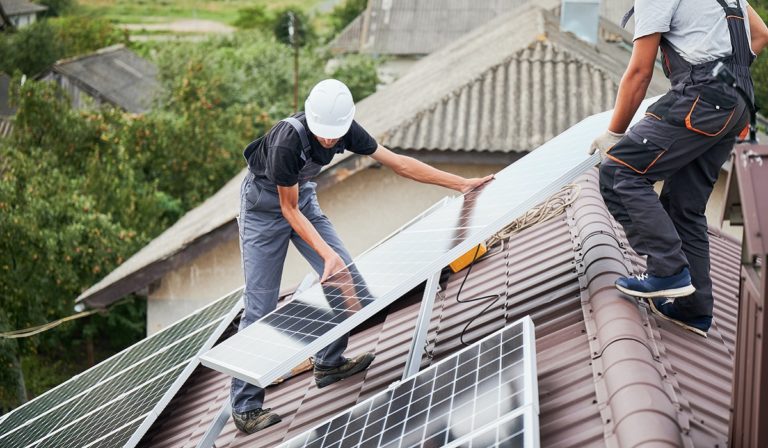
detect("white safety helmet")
[304,79,355,139]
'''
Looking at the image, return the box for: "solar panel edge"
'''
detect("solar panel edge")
[123,296,244,448]
[278,316,535,448]
[441,404,535,448]
[202,153,595,388]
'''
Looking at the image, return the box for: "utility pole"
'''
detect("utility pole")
[288,12,299,112]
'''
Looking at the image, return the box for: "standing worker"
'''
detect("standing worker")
[232,79,493,434]
[592,0,768,337]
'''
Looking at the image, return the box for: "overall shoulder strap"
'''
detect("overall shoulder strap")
[715,0,743,15]
[281,117,312,162]
[621,6,634,29]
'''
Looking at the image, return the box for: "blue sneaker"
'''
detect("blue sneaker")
[615,268,695,298]
[646,298,711,338]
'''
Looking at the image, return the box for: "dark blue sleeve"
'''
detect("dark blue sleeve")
[265,127,303,187]
[345,120,378,155]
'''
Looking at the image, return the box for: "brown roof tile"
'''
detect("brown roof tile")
[140,168,743,447]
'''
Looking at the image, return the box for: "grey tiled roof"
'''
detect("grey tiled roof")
[331,0,538,55]
[50,45,160,113]
[0,0,46,16]
[364,7,668,153]
[331,0,636,56]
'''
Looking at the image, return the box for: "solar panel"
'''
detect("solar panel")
[0,288,243,448]
[201,99,662,388]
[280,317,538,448]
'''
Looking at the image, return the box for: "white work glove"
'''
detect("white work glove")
[588,130,624,161]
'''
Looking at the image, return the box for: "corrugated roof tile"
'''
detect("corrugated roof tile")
[140,168,744,447]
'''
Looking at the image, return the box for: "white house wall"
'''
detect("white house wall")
[146,163,504,334]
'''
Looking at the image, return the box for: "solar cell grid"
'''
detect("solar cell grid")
[0,289,243,435]
[0,289,243,448]
[83,419,144,448]
[30,365,185,448]
[4,335,206,447]
[281,318,537,448]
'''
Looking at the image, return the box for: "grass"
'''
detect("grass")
[77,0,326,26]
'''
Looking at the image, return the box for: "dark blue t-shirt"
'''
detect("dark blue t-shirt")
[244,112,378,188]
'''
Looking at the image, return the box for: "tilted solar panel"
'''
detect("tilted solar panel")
[280,317,538,448]
[0,289,243,448]
[201,99,664,388]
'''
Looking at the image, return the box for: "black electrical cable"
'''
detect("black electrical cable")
[455,245,503,346]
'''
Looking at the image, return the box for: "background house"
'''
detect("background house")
[0,0,47,30]
[75,3,676,335]
[330,0,634,83]
[40,44,160,113]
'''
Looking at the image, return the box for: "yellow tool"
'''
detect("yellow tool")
[449,243,488,273]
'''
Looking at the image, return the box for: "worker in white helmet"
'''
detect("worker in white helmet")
[232,79,494,434]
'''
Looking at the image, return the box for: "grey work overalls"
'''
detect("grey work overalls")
[599,0,754,319]
[231,118,357,414]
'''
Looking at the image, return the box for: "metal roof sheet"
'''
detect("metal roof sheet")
[0,0,46,16]
[50,45,160,114]
[139,168,744,447]
[331,0,636,56]
[331,0,536,56]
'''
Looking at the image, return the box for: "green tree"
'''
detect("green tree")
[39,0,76,17]
[0,78,166,407]
[0,16,124,77]
[233,5,274,30]
[751,2,768,115]
[331,54,379,101]
[0,20,61,76]
[328,0,367,35]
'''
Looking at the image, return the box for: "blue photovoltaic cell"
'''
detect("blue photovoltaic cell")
[0,289,243,448]
[280,317,538,448]
[201,99,662,388]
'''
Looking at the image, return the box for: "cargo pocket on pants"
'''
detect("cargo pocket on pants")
[243,180,263,211]
[684,85,737,137]
[606,119,673,175]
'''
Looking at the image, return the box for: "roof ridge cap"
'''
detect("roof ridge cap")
[53,44,127,68]
[566,169,693,447]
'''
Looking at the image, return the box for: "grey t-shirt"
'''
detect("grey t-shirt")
[633,0,753,64]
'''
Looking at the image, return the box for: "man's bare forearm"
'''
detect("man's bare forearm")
[281,205,335,258]
[608,33,661,133]
[748,4,768,55]
[609,69,654,133]
[394,155,465,190]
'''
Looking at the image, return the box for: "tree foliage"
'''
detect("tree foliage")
[751,1,768,115]
[273,8,314,48]
[233,5,274,31]
[332,55,379,102]
[328,0,367,35]
[38,0,76,17]
[0,16,124,76]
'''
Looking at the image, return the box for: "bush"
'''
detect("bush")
[331,54,379,101]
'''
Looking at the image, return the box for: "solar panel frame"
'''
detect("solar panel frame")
[200,106,628,388]
[279,316,539,448]
[0,287,244,448]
